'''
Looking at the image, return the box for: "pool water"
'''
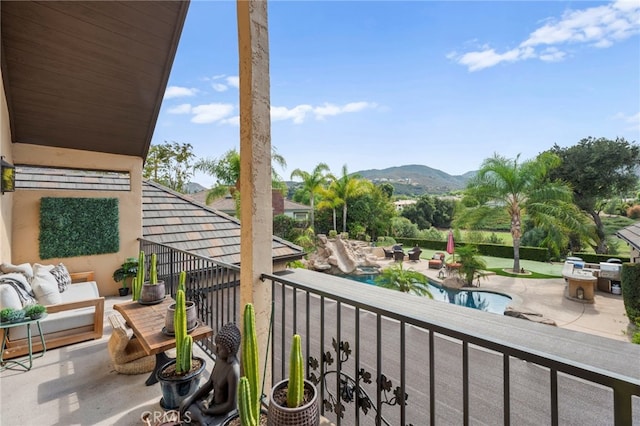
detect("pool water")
[344,274,512,314]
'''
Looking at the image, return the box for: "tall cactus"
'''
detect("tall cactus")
[240,303,260,424]
[150,253,158,284]
[174,284,192,374]
[131,277,141,301]
[287,334,304,408]
[136,251,145,287]
[238,377,257,426]
[178,270,186,293]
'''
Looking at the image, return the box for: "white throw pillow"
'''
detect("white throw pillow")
[32,264,62,305]
[0,262,34,281]
[0,285,22,310]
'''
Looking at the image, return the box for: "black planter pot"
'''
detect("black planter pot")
[157,357,206,410]
[118,287,130,297]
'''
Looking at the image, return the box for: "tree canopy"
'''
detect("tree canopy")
[547,137,640,253]
[143,141,195,193]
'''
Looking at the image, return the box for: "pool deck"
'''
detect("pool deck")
[382,258,632,342]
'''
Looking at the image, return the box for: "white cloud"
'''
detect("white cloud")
[539,47,567,62]
[190,103,235,124]
[167,104,192,114]
[221,116,240,126]
[271,102,377,124]
[451,0,640,71]
[271,105,313,124]
[614,111,640,130]
[226,76,239,88]
[164,86,198,99]
[212,83,228,92]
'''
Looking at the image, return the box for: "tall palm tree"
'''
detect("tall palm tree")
[459,152,590,272]
[326,165,372,233]
[317,188,340,232]
[290,163,330,232]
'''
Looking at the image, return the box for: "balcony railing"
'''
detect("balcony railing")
[140,240,640,425]
[263,268,640,426]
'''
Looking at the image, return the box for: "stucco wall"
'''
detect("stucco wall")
[11,144,143,296]
[0,68,13,263]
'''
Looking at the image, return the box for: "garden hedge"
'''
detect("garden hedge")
[621,263,640,323]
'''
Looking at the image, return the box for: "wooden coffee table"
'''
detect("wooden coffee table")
[114,298,213,385]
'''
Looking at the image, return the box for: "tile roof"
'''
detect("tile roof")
[143,181,305,264]
[616,222,640,257]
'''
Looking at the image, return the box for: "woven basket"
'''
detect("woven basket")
[267,379,319,426]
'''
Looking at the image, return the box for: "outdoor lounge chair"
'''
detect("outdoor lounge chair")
[428,252,446,269]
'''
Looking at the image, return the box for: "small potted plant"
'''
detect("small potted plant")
[24,304,46,320]
[156,271,206,409]
[112,256,138,297]
[266,334,319,426]
[0,307,26,323]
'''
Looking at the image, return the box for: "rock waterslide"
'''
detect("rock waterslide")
[306,235,381,275]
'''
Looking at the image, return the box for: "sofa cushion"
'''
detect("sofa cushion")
[60,281,100,303]
[0,284,23,310]
[0,262,34,281]
[32,264,62,305]
[50,263,72,293]
[9,307,96,340]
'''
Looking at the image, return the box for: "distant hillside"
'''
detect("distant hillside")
[354,164,474,195]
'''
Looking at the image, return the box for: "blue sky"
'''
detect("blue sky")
[152,0,640,188]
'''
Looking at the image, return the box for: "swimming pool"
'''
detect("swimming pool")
[343,274,512,314]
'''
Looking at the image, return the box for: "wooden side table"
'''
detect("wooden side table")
[0,313,47,371]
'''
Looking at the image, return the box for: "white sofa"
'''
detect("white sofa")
[0,264,104,359]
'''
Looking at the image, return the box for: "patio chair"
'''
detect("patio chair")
[428,252,446,269]
[107,314,155,375]
[408,247,422,261]
[393,249,405,262]
[383,248,394,259]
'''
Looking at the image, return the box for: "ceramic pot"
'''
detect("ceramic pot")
[165,301,198,335]
[139,281,166,304]
[157,356,206,410]
[267,379,319,426]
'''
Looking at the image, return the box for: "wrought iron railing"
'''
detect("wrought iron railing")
[138,239,241,357]
[263,269,640,426]
[137,241,640,425]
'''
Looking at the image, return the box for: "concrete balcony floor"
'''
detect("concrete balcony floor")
[0,260,632,425]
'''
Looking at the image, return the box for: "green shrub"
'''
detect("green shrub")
[376,236,396,247]
[621,263,640,323]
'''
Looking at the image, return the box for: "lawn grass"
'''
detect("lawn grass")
[487,268,561,279]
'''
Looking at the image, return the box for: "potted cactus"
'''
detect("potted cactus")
[156,271,206,409]
[135,251,166,304]
[266,334,319,426]
[223,303,268,426]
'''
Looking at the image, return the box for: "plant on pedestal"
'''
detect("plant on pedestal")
[112,256,138,297]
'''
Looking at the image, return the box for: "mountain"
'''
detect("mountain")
[184,182,207,194]
[354,164,474,195]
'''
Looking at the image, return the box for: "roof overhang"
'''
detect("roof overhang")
[1,1,189,159]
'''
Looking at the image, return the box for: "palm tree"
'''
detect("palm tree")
[326,164,372,233]
[459,152,590,272]
[375,263,433,298]
[455,245,487,286]
[290,163,330,232]
[195,147,287,207]
[317,188,340,232]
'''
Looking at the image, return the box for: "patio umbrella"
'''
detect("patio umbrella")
[446,230,455,261]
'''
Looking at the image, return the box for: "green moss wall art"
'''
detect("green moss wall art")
[39,197,119,259]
